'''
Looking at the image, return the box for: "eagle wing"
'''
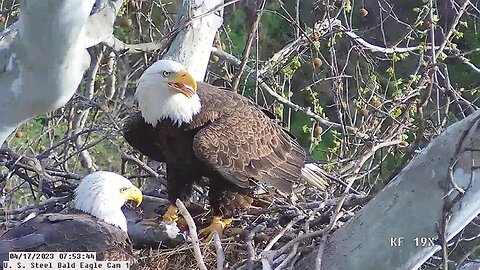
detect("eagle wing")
[191,92,306,192]
[123,112,166,161]
[0,213,135,262]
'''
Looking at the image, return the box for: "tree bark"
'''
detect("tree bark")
[0,0,123,146]
[162,0,224,81]
[296,110,480,269]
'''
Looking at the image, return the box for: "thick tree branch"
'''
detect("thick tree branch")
[296,110,480,269]
[0,0,124,145]
[162,0,224,81]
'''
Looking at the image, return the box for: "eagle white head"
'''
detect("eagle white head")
[74,171,143,232]
[135,60,201,127]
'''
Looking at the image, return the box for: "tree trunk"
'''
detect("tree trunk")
[0,0,123,145]
[162,0,224,81]
[296,110,480,269]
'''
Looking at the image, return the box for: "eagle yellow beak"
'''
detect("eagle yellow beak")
[167,69,197,98]
[123,186,143,207]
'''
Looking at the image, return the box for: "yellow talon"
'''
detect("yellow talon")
[162,205,179,222]
[199,216,232,241]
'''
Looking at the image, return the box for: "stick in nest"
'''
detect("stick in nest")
[176,199,208,270]
[213,231,224,270]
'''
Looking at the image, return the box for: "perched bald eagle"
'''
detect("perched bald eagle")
[0,171,142,266]
[124,60,327,237]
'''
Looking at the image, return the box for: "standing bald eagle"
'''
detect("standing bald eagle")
[0,171,142,266]
[124,60,327,237]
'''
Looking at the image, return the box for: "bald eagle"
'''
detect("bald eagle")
[124,60,327,237]
[0,171,142,266]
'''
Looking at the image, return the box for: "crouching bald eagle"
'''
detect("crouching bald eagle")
[0,171,142,267]
[124,60,327,238]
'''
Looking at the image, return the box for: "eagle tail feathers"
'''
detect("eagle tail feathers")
[301,163,329,190]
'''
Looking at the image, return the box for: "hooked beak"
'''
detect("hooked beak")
[122,186,143,207]
[166,69,197,98]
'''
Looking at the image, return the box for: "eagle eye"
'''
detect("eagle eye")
[120,187,128,193]
[162,71,171,77]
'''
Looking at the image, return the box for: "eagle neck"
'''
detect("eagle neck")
[94,210,128,232]
[135,79,202,127]
[74,191,128,232]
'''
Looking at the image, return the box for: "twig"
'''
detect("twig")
[342,29,437,54]
[271,191,346,262]
[342,139,403,176]
[176,199,208,270]
[106,51,116,100]
[70,47,104,172]
[264,215,303,252]
[1,195,70,216]
[39,128,97,158]
[274,242,299,270]
[213,231,224,270]
[314,233,329,270]
[104,36,166,54]
[231,0,266,92]
[122,154,167,186]
[428,0,441,125]
[440,212,450,270]
[211,47,368,139]
[435,0,471,61]
[246,223,266,270]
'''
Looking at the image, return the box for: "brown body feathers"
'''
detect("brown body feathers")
[124,82,307,217]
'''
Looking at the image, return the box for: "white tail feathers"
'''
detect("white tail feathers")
[301,163,329,190]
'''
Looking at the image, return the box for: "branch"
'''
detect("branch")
[213,232,225,270]
[103,36,167,54]
[296,110,480,269]
[211,48,368,138]
[0,0,124,145]
[1,196,70,216]
[176,199,208,270]
[84,0,124,48]
[231,0,266,92]
[434,0,471,61]
[342,29,431,54]
[162,0,225,81]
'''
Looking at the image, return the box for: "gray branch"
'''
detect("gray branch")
[162,0,224,80]
[0,0,123,145]
[296,110,480,269]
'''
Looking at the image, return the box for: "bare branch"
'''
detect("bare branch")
[176,199,208,270]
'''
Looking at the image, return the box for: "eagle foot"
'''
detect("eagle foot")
[199,216,232,241]
[162,205,179,222]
